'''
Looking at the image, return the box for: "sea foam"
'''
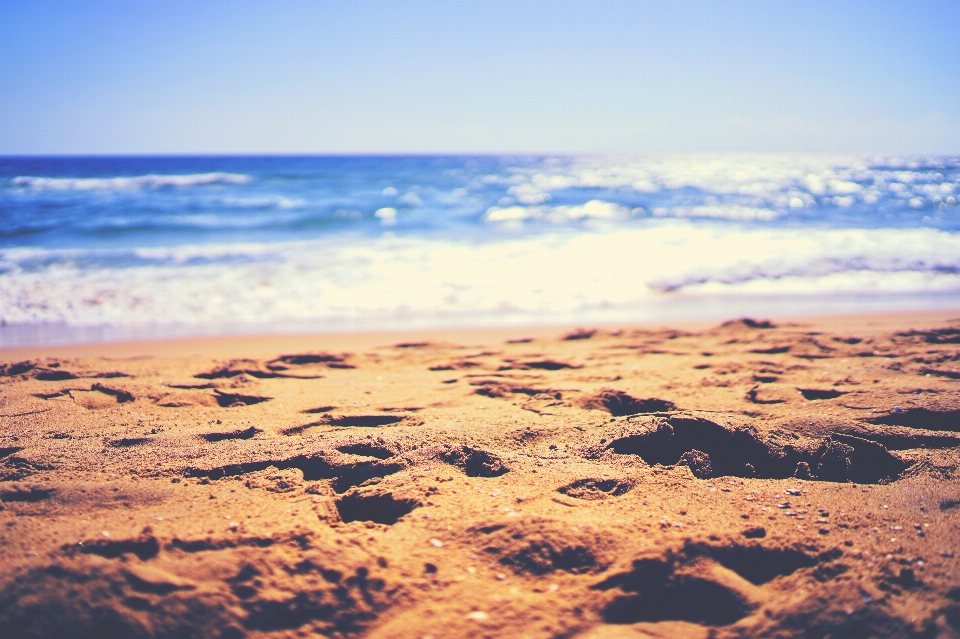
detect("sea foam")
[3,223,960,338]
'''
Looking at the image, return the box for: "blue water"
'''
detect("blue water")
[2,154,960,346]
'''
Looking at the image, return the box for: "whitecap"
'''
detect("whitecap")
[11,172,251,191]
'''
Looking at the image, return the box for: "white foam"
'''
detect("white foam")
[4,223,960,331]
[11,172,251,191]
[398,192,422,207]
[470,154,955,213]
[222,196,304,209]
[484,206,531,223]
[375,207,397,225]
[484,200,631,224]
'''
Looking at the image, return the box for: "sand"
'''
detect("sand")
[2,310,960,639]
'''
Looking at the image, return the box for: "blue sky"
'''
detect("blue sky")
[1,0,958,154]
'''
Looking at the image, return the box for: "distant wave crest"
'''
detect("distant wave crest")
[11,172,251,191]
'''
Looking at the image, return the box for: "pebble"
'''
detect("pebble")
[429,538,444,548]
[819,527,830,535]
[786,489,802,496]
[465,611,489,621]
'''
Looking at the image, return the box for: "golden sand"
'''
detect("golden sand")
[2,310,960,638]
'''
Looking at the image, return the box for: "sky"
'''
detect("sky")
[1,0,958,155]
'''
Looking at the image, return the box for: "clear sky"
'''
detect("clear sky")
[1,0,958,155]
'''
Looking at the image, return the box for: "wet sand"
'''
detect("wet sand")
[2,310,960,638]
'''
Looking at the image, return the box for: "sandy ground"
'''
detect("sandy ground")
[2,310,960,639]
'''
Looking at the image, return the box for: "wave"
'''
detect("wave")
[3,223,960,331]
[484,200,635,224]
[221,196,304,209]
[10,172,251,191]
[473,154,960,214]
[483,201,781,224]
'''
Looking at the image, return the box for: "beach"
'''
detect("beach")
[5,0,960,635]
[2,309,960,638]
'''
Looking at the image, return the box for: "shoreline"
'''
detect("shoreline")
[4,307,960,361]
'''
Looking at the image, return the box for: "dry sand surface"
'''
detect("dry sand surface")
[2,311,960,639]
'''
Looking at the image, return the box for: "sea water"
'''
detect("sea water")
[2,154,959,346]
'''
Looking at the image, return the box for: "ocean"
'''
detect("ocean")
[2,154,959,346]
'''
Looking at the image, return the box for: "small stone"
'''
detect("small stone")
[429,538,444,548]
[819,527,830,535]
[465,611,489,621]
[786,489,802,496]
